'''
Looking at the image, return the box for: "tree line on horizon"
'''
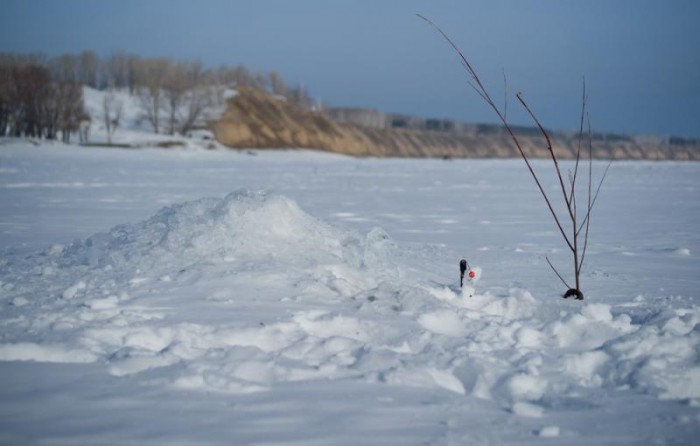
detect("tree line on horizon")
[0,50,313,143]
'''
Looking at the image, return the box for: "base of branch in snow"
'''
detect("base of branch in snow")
[563,288,584,300]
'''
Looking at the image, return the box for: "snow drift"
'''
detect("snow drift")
[57,190,393,272]
[1,191,698,414]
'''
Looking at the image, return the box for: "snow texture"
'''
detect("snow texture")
[0,142,699,445]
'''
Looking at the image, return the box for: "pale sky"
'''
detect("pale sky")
[2,0,699,138]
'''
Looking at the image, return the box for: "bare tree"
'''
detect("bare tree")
[163,61,188,135]
[49,54,78,84]
[179,85,211,135]
[78,115,91,144]
[102,85,122,144]
[15,64,52,138]
[0,52,91,142]
[137,58,170,133]
[268,71,287,96]
[1,49,320,143]
[420,15,611,300]
[0,61,11,136]
[179,61,212,135]
[287,84,312,110]
[49,55,84,142]
[103,51,131,89]
[126,54,141,94]
[42,83,60,139]
[178,62,211,135]
[79,51,99,88]
[160,60,212,136]
[57,80,84,143]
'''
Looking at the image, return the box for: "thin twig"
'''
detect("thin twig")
[466,79,490,104]
[517,93,573,210]
[577,160,612,236]
[500,118,574,253]
[503,69,508,122]
[579,114,595,270]
[569,79,587,212]
[516,93,576,248]
[417,15,496,107]
[418,14,575,253]
[577,159,612,270]
[546,256,571,289]
[578,113,612,270]
[419,15,612,295]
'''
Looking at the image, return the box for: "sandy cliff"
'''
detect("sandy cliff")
[213,87,699,160]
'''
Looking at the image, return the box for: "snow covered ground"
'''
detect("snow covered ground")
[0,141,698,445]
[81,86,231,149]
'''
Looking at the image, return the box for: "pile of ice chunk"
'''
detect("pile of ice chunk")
[1,191,698,415]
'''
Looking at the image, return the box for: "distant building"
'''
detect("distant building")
[326,107,555,139]
[425,118,454,132]
[387,114,424,130]
[325,108,388,129]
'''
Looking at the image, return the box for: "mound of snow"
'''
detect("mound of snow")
[1,190,699,422]
[57,190,394,276]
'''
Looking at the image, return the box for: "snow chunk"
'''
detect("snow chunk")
[109,351,180,377]
[429,368,467,395]
[294,311,370,342]
[515,326,544,349]
[62,281,86,300]
[604,307,700,400]
[549,303,634,350]
[0,342,97,363]
[233,361,275,385]
[463,288,539,320]
[10,297,28,307]
[386,367,466,395]
[217,323,302,353]
[84,295,119,310]
[511,401,544,418]
[418,310,466,337]
[538,426,561,438]
[564,351,609,387]
[507,373,548,402]
[581,303,613,323]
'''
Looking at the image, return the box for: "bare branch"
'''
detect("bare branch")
[577,112,613,238]
[578,114,595,270]
[578,113,612,271]
[419,14,613,297]
[515,93,575,251]
[517,93,573,213]
[417,14,497,107]
[418,15,574,252]
[577,159,612,237]
[546,256,571,289]
[502,69,508,122]
[466,79,490,104]
[569,79,587,211]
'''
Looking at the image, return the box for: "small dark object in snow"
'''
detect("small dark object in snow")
[459,259,467,288]
[367,295,377,302]
[564,288,584,300]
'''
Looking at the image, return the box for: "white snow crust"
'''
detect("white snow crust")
[0,142,698,444]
